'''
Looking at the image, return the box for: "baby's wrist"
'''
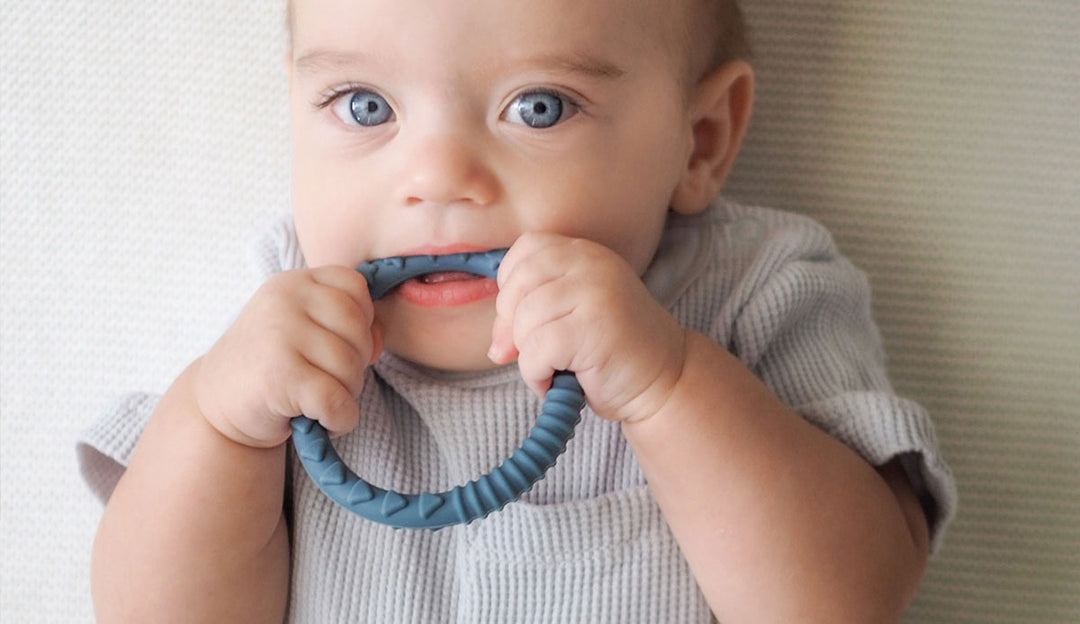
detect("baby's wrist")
[613,328,690,425]
[621,330,759,436]
[188,357,280,449]
[187,358,236,443]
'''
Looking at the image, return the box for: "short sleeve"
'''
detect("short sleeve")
[76,392,160,504]
[724,210,957,552]
[76,216,304,506]
[247,213,306,279]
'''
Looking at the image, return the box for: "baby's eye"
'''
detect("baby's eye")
[503,91,576,129]
[331,89,394,127]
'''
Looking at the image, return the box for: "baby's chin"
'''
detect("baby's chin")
[383,338,506,373]
[374,299,502,373]
[393,345,505,369]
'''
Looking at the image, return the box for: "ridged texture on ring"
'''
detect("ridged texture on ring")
[357,249,507,299]
[291,373,583,529]
[290,249,586,529]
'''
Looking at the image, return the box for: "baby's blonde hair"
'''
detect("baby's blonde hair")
[696,0,752,69]
[285,0,750,83]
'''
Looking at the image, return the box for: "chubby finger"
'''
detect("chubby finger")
[495,238,575,329]
[369,318,385,365]
[291,363,361,437]
[513,286,581,388]
[496,231,574,290]
[488,312,519,365]
[515,348,558,399]
[308,264,374,309]
[492,237,571,366]
[303,272,379,359]
[297,323,370,398]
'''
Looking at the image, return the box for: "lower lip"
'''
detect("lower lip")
[394,274,499,307]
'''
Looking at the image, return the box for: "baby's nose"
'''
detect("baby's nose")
[397,130,499,207]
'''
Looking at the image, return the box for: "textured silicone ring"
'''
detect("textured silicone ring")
[290,249,585,529]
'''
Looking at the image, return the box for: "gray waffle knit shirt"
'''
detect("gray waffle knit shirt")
[78,197,957,623]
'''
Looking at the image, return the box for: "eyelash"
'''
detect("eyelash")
[509,88,582,118]
[313,85,585,124]
[314,83,369,110]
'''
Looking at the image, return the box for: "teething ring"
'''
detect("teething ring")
[290,250,585,529]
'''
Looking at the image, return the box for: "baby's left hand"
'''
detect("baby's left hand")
[489,232,687,423]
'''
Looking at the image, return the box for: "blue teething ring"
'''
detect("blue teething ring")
[290,250,585,529]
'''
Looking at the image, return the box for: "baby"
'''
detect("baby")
[83,0,956,621]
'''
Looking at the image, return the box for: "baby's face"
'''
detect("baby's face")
[288,0,702,370]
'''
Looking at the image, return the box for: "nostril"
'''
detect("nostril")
[397,139,500,207]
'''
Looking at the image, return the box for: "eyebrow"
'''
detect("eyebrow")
[293,50,375,75]
[523,53,626,80]
[293,49,625,81]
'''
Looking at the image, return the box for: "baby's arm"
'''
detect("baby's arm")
[622,332,929,622]
[91,365,291,622]
[492,233,929,623]
[91,267,379,623]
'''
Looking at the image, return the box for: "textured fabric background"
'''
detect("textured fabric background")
[1,1,1076,622]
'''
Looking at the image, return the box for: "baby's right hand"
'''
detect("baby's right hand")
[193,266,382,448]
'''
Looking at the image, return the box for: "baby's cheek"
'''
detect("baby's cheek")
[293,219,358,268]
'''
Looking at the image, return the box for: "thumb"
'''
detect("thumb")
[487,312,519,365]
[368,318,385,365]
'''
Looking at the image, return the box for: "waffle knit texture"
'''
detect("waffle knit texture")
[6,2,1076,622]
[77,198,956,622]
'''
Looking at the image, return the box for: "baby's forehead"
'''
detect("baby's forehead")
[288,0,705,72]
[289,0,699,41]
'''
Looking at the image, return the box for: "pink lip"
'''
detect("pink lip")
[381,242,503,308]
[395,274,498,307]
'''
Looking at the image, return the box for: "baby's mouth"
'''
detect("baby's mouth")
[413,271,484,285]
[360,248,505,306]
[393,270,497,307]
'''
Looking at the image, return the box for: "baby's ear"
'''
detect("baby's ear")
[670,60,754,215]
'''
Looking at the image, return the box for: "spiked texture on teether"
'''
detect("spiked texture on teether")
[291,249,586,529]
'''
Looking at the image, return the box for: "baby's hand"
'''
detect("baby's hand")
[489,233,687,423]
[194,266,382,448]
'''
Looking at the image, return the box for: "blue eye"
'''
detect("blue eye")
[331,89,394,126]
[506,91,568,129]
